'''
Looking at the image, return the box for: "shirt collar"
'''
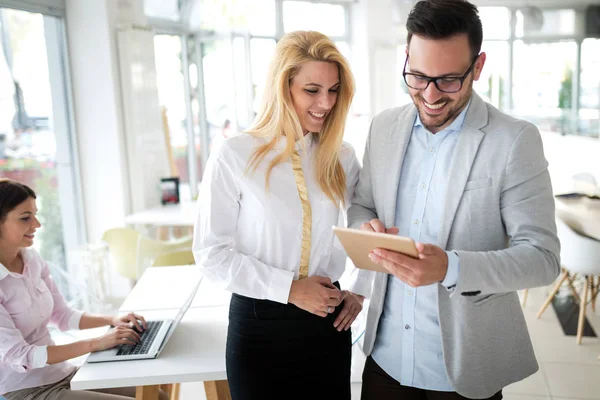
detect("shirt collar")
[0,249,30,280]
[0,264,8,280]
[414,99,472,134]
[275,132,316,152]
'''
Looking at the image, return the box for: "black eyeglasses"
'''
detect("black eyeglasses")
[402,55,480,93]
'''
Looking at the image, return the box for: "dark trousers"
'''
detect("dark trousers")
[361,356,503,400]
[226,285,352,400]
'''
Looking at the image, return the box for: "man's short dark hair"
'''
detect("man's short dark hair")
[406,0,483,59]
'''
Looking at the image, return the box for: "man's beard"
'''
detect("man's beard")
[411,81,473,133]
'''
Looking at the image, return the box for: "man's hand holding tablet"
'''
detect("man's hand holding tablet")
[335,219,450,287]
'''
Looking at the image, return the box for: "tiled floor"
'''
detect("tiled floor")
[178,285,600,400]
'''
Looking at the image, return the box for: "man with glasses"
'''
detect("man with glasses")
[348,0,560,399]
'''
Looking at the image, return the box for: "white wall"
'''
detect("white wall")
[65,0,130,243]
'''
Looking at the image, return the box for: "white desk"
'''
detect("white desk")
[71,267,231,400]
[119,266,231,312]
[124,202,196,227]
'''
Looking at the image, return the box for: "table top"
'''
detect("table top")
[119,265,231,312]
[124,202,196,227]
[555,196,600,241]
[70,307,228,390]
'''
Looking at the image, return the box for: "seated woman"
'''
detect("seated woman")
[0,179,168,400]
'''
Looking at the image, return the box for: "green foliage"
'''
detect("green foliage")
[487,73,505,109]
[34,168,64,264]
[558,65,573,110]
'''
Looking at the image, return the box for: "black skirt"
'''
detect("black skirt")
[225,284,352,400]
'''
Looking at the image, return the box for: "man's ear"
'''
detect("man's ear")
[473,52,487,81]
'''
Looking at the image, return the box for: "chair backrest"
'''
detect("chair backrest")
[101,228,142,280]
[152,249,195,267]
[137,235,193,275]
[572,172,597,186]
[102,228,193,279]
[557,218,600,276]
[572,172,598,195]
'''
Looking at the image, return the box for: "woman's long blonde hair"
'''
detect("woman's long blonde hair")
[245,31,355,206]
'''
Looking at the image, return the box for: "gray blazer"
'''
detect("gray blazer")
[348,93,560,398]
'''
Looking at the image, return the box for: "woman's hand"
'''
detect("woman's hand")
[333,292,364,332]
[92,326,141,352]
[111,312,147,332]
[288,276,346,318]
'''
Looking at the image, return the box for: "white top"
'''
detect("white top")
[0,249,83,394]
[193,133,361,304]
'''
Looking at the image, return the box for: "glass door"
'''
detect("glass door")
[0,8,83,296]
[183,33,246,192]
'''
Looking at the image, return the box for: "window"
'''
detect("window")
[512,41,577,133]
[145,0,180,21]
[188,0,275,35]
[479,7,511,40]
[153,35,189,183]
[151,1,352,194]
[233,37,251,130]
[0,7,82,297]
[283,1,346,37]
[250,38,276,115]
[248,0,276,36]
[201,39,237,151]
[579,39,600,136]
[474,41,510,110]
[516,9,576,38]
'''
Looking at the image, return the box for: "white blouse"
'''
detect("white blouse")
[193,133,361,304]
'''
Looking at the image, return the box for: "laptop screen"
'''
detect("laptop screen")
[157,277,202,352]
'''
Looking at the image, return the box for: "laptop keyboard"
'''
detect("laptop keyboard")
[116,320,164,356]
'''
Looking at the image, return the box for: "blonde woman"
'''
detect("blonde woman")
[193,31,364,399]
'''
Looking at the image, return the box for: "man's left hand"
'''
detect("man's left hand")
[369,242,448,287]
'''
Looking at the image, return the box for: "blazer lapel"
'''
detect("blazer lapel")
[383,107,416,227]
[437,93,489,249]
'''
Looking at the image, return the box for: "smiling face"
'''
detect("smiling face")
[0,197,40,250]
[289,60,340,135]
[406,34,485,133]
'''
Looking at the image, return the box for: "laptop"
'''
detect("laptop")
[86,278,201,363]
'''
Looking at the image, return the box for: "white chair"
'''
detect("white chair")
[572,172,597,186]
[537,218,600,344]
[572,172,598,196]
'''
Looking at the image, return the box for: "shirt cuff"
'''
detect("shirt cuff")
[32,345,49,369]
[68,310,84,330]
[268,268,295,304]
[441,251,460,290]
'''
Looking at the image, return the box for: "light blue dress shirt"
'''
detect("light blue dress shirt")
[371,103,470,391]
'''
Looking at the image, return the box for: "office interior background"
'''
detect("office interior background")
[1,0,600,399]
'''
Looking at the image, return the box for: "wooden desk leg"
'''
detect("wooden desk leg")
[204,380,232,400]
[136,385,160,400]
[160,383,180,400]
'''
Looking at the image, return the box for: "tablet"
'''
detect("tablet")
[333,226,418,273]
